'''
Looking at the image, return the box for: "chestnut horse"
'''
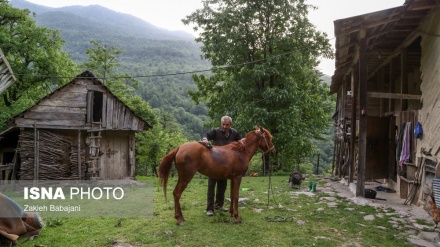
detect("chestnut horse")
[158,127,275,225]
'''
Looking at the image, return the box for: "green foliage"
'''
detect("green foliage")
[183,0,335,170]
[0,2,79,130]
[81,40,123,79]
[135,111,189,176]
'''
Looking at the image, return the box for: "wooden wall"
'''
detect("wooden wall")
[13,78,145,131]
[14,128,135,180]
[419,7,440,158]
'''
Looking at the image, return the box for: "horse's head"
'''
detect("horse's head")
[256,127,276,156]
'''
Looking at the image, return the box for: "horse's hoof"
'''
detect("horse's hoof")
[234,217,242,224]
[177,221,184,226]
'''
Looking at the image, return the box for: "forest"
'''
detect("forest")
[2,0,335,176]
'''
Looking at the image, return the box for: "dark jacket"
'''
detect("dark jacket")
[204,128,242,146]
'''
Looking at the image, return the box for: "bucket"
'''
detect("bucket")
[364,188,377,199]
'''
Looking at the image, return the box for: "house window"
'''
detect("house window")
[87,91,104,123]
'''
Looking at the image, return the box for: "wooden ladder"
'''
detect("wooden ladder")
[87,122,102,179]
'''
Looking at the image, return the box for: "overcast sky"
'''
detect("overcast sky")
[26,0,404,75]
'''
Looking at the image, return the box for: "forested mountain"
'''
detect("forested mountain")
[9,0,211,140]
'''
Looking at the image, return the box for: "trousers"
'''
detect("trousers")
[206,177,227,211]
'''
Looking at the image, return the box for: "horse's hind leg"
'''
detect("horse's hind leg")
[173,174,195,226]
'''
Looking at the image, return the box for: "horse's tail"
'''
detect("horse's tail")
[158,146,179,201]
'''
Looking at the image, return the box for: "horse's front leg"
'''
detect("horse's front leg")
[231,177,242,223]
[229,179,234,216]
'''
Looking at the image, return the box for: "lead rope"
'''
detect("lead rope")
[262,157,293,222]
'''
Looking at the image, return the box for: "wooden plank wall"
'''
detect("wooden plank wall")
[16,82,87,128]
[14,79,145,131]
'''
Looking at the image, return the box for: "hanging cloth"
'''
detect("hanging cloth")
[399,122,412,166]
[396,123,405,162]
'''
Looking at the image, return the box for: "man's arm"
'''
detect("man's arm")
[201,129,215,144]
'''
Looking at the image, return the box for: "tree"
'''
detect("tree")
[80,40,156,124]
[135,110,188,176]
[82,40,123,85]
[0,1,79,129]
[183,0,334,168]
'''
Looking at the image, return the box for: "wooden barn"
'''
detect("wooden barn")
[0,71,150,182]
[330,0,439,207]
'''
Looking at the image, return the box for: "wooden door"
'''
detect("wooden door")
[365,116,390,180]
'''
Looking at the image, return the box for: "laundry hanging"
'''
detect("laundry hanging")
[399,122,412,166]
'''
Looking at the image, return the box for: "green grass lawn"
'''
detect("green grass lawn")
[18,175,423,247]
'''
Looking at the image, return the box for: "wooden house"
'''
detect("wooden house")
[0,71,150,181]
[330,0,439,207]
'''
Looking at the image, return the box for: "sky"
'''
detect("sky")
[26,0,404,75]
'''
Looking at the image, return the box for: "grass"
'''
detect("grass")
[18,175,425,247]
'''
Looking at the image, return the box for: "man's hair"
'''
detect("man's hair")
[221,116,232,123]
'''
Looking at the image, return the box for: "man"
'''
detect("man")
[201,116,242,216]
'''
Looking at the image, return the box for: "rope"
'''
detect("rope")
[262,216,294,222]
[266,155,278,207]
[262,156,296,223]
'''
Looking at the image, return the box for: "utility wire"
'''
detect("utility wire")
[2,38,334,81]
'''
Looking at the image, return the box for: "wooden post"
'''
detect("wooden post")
[401,48,408,111]
[129,134,135,177]
[356,33,367,197]
[349,69,358,184]
[34,125,40,182]
[331,140,337,175]
[316,153,320,175]
[78,130,81,180]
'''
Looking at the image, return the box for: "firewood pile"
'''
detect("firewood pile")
[18,129,83,180]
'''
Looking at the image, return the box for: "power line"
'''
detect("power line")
[3,43,328,80]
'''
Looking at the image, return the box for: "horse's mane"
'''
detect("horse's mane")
[219,139,246,152]
[217,127,272,152]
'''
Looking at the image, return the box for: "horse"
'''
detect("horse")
[158,126,275,225]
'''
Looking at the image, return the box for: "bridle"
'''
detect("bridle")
[258,129,275,155]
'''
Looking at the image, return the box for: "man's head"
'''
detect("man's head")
[221,116,232,131]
